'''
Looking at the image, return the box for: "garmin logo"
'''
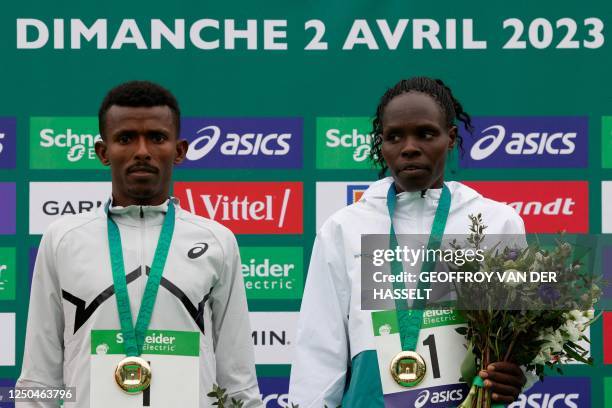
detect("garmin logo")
[251,330,288,346]
[42,200,103,216]
[181,118,302,168]
[29,182,111,234]
[460,117,587,169]
[249,312,297,364]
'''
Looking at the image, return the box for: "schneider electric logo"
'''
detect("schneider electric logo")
[316,117,373,169]
[241,247,303,300]
[0,248,16,301]
[181,118,302,168]
[30,117,105,169]
[460,117,588,168]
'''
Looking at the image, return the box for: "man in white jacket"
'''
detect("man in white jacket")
[17,81,262,407]
[290,77,530,407]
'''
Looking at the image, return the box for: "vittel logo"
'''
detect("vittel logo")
[508,393,579,408]
[186,125,291,159]
[471,125,576,160]
[174,182,303,234]
[39,128,101,162]
[181,118,302,169]
[325,128,372,162]
[185,190,290,226]
[461,117,588,169]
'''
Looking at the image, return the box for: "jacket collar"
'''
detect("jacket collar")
[360,177,481,212]
[101,196,180,227]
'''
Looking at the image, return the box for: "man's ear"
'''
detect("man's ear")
[174,139,189,165]
[95,139,111,166]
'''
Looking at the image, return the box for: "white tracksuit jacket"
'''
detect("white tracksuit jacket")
[16,198,262,407]
[289,178,531,407]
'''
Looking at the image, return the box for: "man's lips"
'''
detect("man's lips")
[127,165,158,175]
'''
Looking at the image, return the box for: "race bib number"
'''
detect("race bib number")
[372,307,469,408]
[90,330,200,407]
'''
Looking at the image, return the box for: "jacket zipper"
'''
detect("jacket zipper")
[140,206,146,314]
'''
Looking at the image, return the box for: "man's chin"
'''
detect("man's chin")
[125,186,162,203]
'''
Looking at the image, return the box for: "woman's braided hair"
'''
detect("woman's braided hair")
[370,77,474,178]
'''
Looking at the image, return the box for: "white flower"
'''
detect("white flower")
[561,322,581,343]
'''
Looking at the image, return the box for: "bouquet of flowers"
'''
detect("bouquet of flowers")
[452,215,602,408]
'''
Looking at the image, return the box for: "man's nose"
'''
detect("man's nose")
[134,135,151,159]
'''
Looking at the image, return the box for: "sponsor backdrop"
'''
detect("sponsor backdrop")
[0,1,611,406]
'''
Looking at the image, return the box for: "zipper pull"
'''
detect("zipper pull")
[140,206,144,218]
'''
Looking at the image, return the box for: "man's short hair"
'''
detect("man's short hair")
[98,80,181,139]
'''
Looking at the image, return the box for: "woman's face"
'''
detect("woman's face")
[380,91,457,192]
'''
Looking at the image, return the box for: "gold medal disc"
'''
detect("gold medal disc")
[114,356,152,394]
[389,351,426,387]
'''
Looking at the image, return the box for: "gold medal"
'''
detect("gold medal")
[114,356,152,394]
[389,351,426,387]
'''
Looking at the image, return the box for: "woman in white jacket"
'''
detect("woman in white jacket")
[290,77,528,407]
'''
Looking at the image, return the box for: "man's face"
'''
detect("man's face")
[95,105,187,206]
[381,92,456,192]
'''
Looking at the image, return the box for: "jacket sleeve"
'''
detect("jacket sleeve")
[16,231,65,408]
[289,228,351,407]
[209,231,262,407]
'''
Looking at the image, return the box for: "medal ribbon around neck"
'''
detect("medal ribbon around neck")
[105,200,175,357]
[385,182,450,386]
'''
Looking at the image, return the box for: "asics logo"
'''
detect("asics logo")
[188,242,209,259]
[470,125,577,160]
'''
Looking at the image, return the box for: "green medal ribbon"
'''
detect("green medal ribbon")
[105,200,175,357]
[385,183,450,354]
